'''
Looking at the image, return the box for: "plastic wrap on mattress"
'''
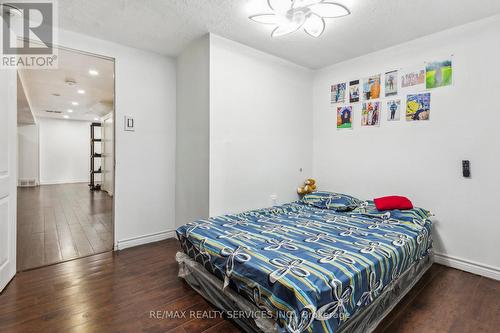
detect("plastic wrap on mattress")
[177,251,434,333]
[177,252,277,333]
[338,252,433,332]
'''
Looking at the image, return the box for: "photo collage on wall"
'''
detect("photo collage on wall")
[330,56,453,129]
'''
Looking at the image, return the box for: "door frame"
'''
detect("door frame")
[0,69,17,292]
[14,42,117,272]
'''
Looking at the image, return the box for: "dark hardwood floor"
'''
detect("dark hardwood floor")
[17,183,113,271]
[1,239,499,333]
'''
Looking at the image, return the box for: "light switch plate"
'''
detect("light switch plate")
[124,116,135,131]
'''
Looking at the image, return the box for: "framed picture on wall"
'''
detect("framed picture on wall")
[426,59,453,89]
[406,93,431,121]
[361,102,381,126]
[349,80,360,103]
[337,106,353,129]
[387,100,401,121]
[385,70,398,96]
[401,67,425,88]
[331,83,347,104]
[363,75,381,100]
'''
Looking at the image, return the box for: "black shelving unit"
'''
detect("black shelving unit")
[89,122,102,191]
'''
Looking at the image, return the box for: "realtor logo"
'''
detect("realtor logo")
[1,0,58,69]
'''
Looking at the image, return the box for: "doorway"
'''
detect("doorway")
[16,47,115,271]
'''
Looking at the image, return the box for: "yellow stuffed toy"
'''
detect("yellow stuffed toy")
[297,178,317,195]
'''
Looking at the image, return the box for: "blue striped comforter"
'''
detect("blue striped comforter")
[176,201,433,333]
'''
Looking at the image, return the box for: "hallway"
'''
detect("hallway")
[17,183,113,271]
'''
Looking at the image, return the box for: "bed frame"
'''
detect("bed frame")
[176,251,434,333]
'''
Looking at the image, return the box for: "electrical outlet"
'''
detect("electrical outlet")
[270,194,278,206]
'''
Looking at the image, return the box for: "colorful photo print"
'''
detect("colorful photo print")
[361,102,381,127]
[406,93,431,121]
[337,106,353,129]
[385,70,398,96]
[331,83,347,104]
[387,100,401,121]
[426,60,452,89]
[363,75,381,100]
[349,80,360,103]
[401,68,425,88]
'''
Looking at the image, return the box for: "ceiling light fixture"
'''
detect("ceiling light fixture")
[63,115,69,119]
[249,0,350,38]
[88,69,99,76]
[94,117,99,121]
[77,89,85,94]
[71,101,79,106]
[67,109,73,113]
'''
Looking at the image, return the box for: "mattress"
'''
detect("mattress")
[176,201,433,333]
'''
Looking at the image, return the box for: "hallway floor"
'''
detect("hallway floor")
[17,183,113,271]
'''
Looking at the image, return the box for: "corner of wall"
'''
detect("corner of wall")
[175,34,211,228]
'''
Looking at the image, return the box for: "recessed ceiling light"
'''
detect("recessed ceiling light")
[88,69,99,76]
[94,117,99,121]
[67,109,73,113]
[249,0,350,38]
[71,101,79,106]
[63,115,69,119]
[77,89,85,94]
[65,78,77,86]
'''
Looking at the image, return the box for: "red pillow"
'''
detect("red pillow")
[374,196,413,211]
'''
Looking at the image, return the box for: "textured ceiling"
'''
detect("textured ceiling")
[58,0,500,69]
[18,48,114,122]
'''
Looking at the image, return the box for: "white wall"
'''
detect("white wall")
[209,35,313,216]
[17,124,39,184]
[38,118,90,185]
[175,35,210,228]
[312,15,500,277]
[57,29,177,249]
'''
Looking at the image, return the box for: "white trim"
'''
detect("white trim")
[40,179,88,185]
[434,252,500,281]
[115,230,176,250]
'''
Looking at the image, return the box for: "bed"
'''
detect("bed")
[176,196,433,333]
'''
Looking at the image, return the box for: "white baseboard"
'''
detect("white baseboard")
[40,179,88,185]
[115,230,176,251]
[434,252,500,281]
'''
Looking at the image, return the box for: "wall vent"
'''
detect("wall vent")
[45,110,63,114]
[18,179,38,187]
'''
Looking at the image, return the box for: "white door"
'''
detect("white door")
[0,69,17,292]
[102,114,114,196]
